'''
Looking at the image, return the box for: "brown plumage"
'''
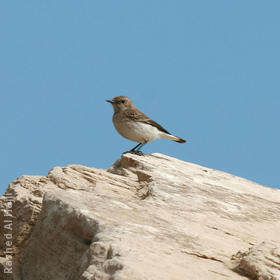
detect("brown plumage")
[107,96,187,154]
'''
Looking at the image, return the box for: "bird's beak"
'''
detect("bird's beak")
[106,99,113,104]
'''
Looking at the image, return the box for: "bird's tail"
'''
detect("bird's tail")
[174,137,186,143]
[160,133,187,143]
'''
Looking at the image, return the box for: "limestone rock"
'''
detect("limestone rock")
[232,242,280,280]
[1,153,280,280]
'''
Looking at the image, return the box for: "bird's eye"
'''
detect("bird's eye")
[121,100,125,103]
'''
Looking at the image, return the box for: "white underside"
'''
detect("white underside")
[113,120,178,143]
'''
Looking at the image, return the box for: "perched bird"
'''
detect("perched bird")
[106,96,186,155]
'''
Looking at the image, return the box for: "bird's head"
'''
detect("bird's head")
[106,96,134,112]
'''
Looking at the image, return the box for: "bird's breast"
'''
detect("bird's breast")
[113,114,160,143]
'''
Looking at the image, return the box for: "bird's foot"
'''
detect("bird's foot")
[122,150,144,156]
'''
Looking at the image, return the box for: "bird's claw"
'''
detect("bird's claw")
[122,150,144,156]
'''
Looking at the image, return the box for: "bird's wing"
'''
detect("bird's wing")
[124,108,171,135]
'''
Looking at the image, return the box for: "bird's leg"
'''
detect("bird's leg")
[131,142,146,155]
[131,143,142,152]
[135,143,145,151]
[122,143,146,156]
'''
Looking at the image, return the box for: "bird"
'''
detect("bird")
[106,96,186,155]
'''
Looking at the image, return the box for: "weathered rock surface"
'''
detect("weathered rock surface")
[1,153,280,280]
[232,242,280,280]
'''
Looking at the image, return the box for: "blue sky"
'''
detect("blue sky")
[1,1,279,195]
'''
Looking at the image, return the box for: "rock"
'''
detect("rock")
[1,153,280,280]
[232,242,280,280]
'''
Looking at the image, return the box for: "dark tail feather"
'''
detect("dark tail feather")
[175,137,187,143]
